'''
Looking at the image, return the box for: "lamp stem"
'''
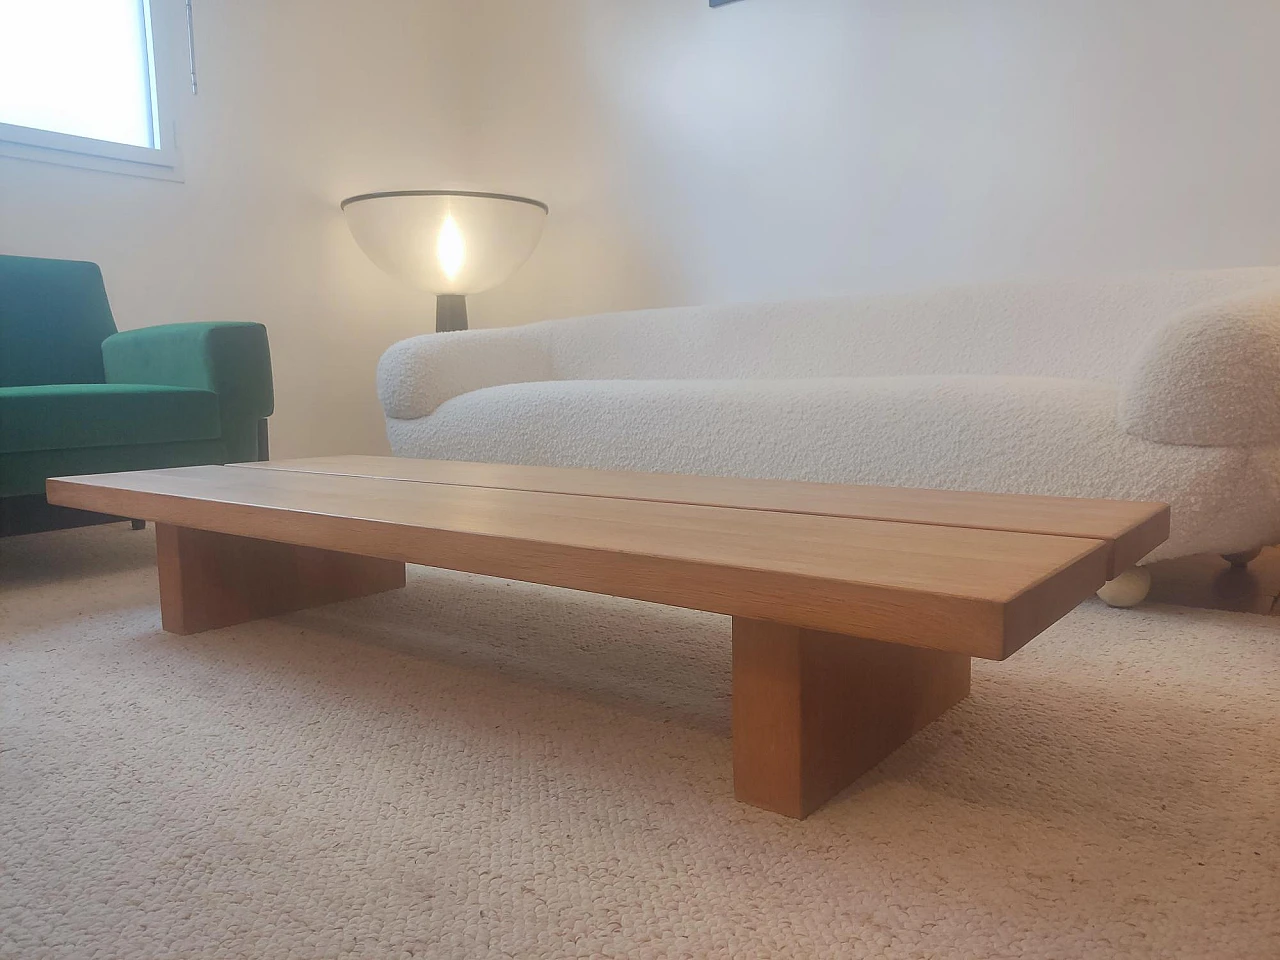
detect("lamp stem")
[435,294,468,333]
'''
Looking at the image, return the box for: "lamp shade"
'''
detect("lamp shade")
[340,190,548,296]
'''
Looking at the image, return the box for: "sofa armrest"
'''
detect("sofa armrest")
[102,321,273,460]
[1119,290,1280,446]
[377,328,554,421]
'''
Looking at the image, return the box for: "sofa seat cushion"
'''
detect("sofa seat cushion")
[0,383,221,454]
[386,374,1280,563]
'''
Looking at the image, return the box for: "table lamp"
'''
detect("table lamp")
[341,190,549,332]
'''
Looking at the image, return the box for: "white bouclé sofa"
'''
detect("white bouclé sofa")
[377,268,1280,605]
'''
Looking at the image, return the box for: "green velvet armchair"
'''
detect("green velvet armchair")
[0,254,274,536]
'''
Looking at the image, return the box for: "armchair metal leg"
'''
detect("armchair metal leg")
[256,419,269,461]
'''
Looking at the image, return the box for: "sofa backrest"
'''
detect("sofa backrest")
[537,267,1280,385]
[0,255,118,387]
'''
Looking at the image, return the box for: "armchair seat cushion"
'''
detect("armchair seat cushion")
[0,383,221,454]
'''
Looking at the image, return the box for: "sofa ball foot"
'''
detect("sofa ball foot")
[1222,548,1262,568]
[1096,567,1152,608]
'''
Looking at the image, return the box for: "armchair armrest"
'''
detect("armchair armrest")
[1119,290,1280,447]
[377,328,554,421]
[102,321,273,461]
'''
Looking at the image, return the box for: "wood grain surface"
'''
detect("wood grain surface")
[247,455,1167,577]
[48,464,1115,659]
[156,523,406,634]
[732,617,972,818]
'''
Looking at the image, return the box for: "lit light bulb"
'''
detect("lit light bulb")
[436,214,465,281]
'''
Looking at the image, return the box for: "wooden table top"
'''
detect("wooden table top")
[47,456,1168,660]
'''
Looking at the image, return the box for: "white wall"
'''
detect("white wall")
[0,0,466,457]
[460,0,1280,328]
[6,1,1280,455]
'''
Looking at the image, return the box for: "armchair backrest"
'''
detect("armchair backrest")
[0,255,118,387]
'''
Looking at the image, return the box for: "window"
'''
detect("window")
[0,0,184,179]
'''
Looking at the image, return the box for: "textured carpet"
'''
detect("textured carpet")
[1,525,1277,959]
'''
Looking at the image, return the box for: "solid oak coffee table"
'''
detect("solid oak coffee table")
[48,456,1168,818]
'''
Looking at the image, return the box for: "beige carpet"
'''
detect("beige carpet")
[1,525,1277,959]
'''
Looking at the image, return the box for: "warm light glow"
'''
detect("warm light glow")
[342,191,547,295]
[436,215,465,281]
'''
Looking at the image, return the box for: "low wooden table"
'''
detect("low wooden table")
[48,456,1168,818]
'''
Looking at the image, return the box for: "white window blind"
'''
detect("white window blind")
[0,0,157,149]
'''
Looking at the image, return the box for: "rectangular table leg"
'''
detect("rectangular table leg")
[155,523,406,635]
[732,617,971,818]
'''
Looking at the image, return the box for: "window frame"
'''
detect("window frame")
[0,0,186,181]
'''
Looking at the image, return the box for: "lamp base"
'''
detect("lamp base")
[436,294,468,332]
